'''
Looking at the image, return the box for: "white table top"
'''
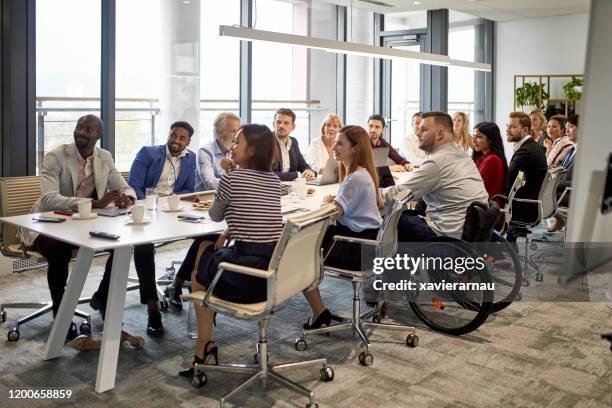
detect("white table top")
[0,172,411,251]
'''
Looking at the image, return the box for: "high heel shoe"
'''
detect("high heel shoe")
[179,340,218,377]
[303,309,333,330]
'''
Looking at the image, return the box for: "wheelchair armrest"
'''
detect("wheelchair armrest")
[512,198,541,204]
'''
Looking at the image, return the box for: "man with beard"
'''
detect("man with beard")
[26,115,139,341]
[195,112,241,191]
[272,108,316,181]
[367,114,413,172]
[115,121,196,335]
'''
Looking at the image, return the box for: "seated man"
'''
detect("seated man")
[272,108,316,181]
[119,121,196,334]
[368,114,413,172]
[195,112,241,191]
[380,111,489,241]
[25,115,139,340]
[505,112,547,238]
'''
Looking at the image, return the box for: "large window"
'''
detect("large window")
[346,9,374,127]
[35,0,101,174]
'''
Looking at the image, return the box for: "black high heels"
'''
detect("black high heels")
[179,340,218,377]
[303,309,333,330]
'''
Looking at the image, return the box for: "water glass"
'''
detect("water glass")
[145,187,158,210]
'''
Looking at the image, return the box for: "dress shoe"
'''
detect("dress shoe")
[146,310,164,336]
[166,286,183,310]
[179,341,218,377]
[89,292,106,320]
[303,309,333,330]
[65,322,78,342]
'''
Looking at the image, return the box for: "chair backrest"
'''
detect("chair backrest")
[0,176,41,256]
[461,201,500,242]
[376,188,412,258]
[539,167,566,219]
[268,206,335,305]
[504,170,524,225]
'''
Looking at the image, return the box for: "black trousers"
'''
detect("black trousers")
[34,236,158,316]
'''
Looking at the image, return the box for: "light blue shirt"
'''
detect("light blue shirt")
[195,140,229,191]
[335,167,383,232]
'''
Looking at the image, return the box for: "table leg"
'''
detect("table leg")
[44,247,95,360]
[95,245,132,393]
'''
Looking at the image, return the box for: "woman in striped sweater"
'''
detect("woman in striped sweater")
[179,124,282,378]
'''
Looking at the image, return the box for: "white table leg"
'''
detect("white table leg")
[44,247,95,360]
[95,245,132,393]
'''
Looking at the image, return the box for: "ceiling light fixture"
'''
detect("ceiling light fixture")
[414,1,421,4]
[219,26,491,72]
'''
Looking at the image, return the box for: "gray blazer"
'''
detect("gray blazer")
[24,144,135,246]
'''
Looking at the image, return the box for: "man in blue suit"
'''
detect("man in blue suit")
[128,121,196,199]
[91,121,196,337]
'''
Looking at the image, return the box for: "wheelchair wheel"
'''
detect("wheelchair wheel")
[488,234,523,312]
[406,237,494,336]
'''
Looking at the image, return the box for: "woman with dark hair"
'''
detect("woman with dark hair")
[302,125,384,329]
[472,122,508,199]
[179,124,282,378]
[546,115,573,168]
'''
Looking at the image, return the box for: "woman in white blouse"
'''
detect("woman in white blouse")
[307,113,343,173]
[546,115,573,168]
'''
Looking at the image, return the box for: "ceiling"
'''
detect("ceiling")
[323,0,591,22]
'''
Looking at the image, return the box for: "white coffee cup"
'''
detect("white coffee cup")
[167,195,180,210]
[78,201,92,217]
[131,205,145,222]
[295,182,307,200]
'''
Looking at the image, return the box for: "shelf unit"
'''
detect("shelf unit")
[513,74,584,115]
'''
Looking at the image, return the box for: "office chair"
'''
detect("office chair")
[296,190,418,366]
[183,206,336,408]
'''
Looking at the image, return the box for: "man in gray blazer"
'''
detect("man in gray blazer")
[29,115,161,339]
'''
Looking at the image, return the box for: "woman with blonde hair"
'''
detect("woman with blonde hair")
[307,113,343,173]
[302,125,383,329]
[528,108,548,149]
[453,112,472,153]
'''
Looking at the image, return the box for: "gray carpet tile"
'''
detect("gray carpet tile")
[1,240,611,408]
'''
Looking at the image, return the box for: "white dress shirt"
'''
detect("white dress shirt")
[156,146,187,193]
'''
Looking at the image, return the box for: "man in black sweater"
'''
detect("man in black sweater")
[505,112,548,239]
[272,108,316,181]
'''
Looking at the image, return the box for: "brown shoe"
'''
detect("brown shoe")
[548,215,565,233]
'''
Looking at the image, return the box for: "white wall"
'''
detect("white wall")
[494,13,589,158]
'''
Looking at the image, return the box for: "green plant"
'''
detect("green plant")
[563,76,583,101]
[515,82,550,109]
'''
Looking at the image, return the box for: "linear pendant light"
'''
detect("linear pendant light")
[219,25,491,72]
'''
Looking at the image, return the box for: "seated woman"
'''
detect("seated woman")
[303,125,384,329]
[546,115,573,168]
[179,124,282,377]
[471,122,508,199]
[307,113,343,173]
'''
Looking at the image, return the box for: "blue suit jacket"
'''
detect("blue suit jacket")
[128,145,196,199]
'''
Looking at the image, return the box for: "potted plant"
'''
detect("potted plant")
[515,82,550,112]
[563,76,583,101]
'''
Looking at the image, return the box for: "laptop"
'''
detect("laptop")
[373,147,395,188]
[307,157,339,186]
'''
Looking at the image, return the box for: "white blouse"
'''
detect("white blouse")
[307,138,332,173]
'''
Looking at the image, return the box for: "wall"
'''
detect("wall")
[494,13,589,158]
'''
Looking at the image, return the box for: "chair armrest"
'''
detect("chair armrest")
[332,235,380,247]
[217,262,273,279]
[491,194,508,204]
[512,198,541,204]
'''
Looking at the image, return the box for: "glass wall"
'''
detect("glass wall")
[390,45,421,146]
[35,0,101,174]
[346,8,374,127]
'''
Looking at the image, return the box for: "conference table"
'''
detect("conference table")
[0,172,411,393]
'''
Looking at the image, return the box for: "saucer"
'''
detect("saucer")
[71,213,98,220]
[125,217,151,225]
[161,206,184,212]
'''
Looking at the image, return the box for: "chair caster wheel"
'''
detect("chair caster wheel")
[8,328,20,342]
[79,322,91,335]
[159,300,169,311]
[306,403,319,408]
[295,337,307,351]
[320,366,334,381]
[522,278,530,287]
[358,351,373,366]
[530,243,538,250]
[406,334,419,347]
[535,273,543,282]
[191,372,207,388]
[1,310,6,322]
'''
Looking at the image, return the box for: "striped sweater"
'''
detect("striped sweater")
[209,169,283,243]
